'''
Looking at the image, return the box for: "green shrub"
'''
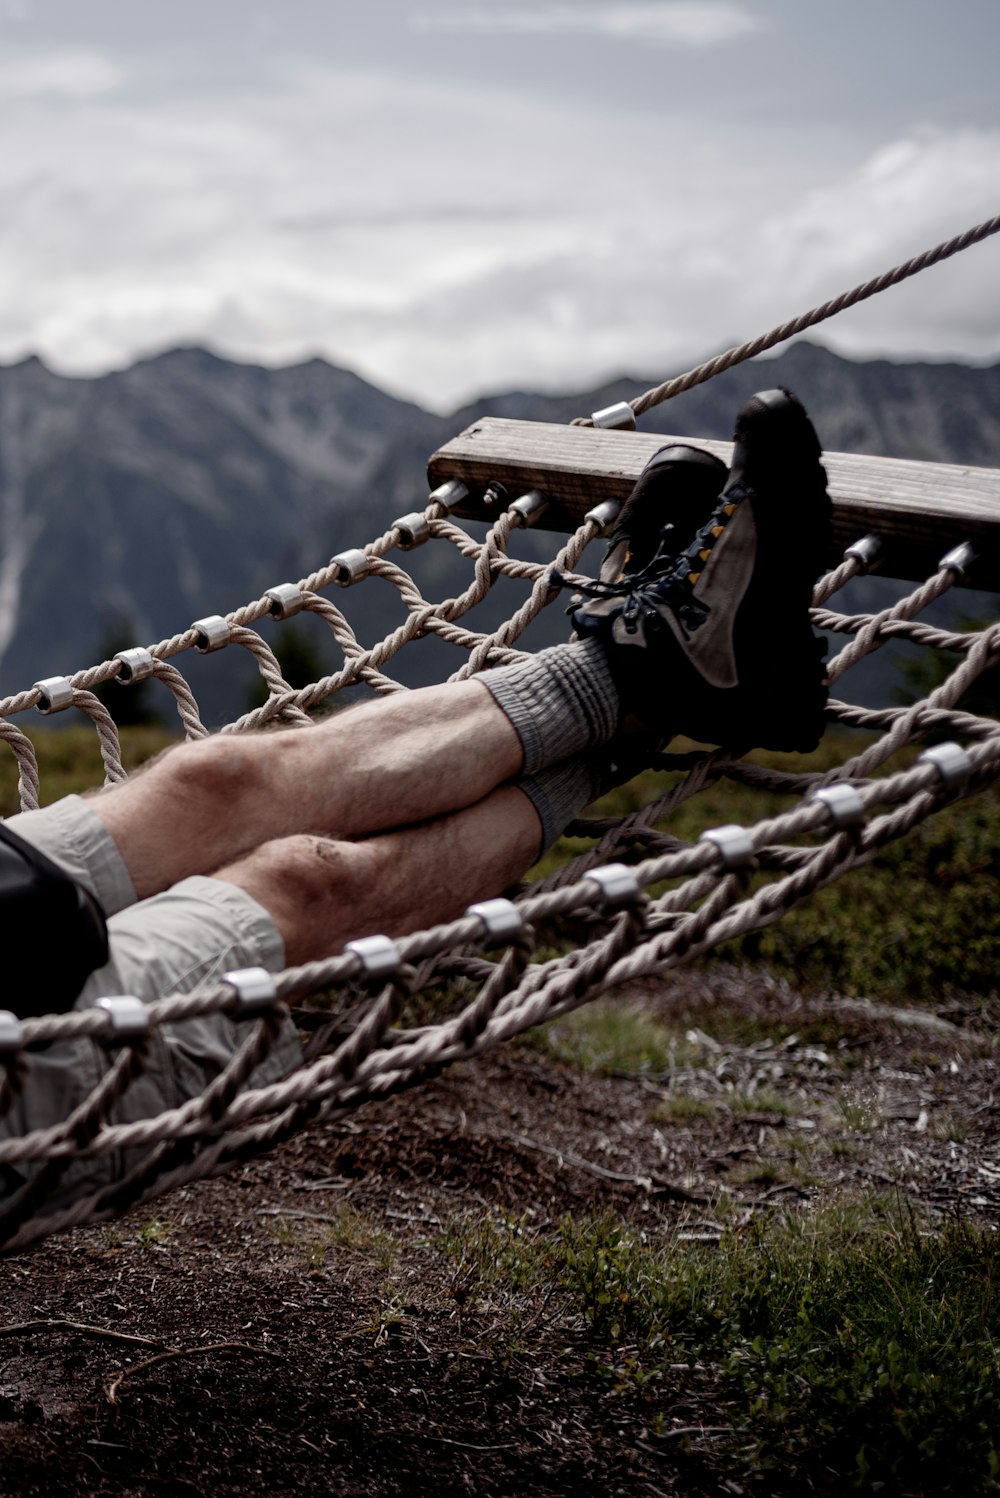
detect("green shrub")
[556,1207,1000,1493]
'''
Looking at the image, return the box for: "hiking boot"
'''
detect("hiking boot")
[601,442,730,578]
[572,388,832,752]
[566,442,727,755]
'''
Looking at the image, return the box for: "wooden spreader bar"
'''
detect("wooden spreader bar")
[427,418,1000,591]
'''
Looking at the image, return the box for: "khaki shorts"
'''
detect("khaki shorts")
[0,796,302,1204]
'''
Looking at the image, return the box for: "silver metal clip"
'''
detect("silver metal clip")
[699,825,755,870]
[844,534,883,570]
[192,615,231,653]
[467,898,524,942]
[810,783,866,830]
[0,1011,24,1053]
[938,541,977,578]
[114,647,156,685]
[96,995,149,1043]
[584,863,641,907]
[33,676,74,714]
[919,741,972,788]
[393,512,431,550]
[427,479,469,513]
[344,934,402,981]
[223,966,279,1015]
[266,584,306,620]
[331,549,370,586]
[591,401,636,431]
[584,498,622,532]
[509,490,550,528]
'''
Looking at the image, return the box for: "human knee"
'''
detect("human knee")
[156,733,272,811]
[249,833,375,913]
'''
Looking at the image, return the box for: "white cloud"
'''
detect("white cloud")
[0,53,994,410]
[745,128,1000,360]
[0,47,122,99]
[411,2,766,48]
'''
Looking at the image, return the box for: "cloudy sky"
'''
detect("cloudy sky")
[0,0,997,409]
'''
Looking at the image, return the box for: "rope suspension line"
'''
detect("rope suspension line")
[572,210,1000,425]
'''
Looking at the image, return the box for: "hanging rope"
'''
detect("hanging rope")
[572,211,1000,424]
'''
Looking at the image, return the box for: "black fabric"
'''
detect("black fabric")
[0,822,109,1019]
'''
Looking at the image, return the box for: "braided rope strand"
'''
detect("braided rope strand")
[571,211,1000,424]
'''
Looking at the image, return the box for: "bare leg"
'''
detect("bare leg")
[211,785,542,966]
[92,681,524,900]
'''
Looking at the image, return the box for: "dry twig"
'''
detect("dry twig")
[0,1318,168,1350]
[105,1340,282,1405]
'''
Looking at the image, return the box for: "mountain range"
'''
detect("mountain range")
[0,340,997,725]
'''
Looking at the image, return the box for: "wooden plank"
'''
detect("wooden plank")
[427,418,1000,590]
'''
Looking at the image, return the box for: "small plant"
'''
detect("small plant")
[728,1160,786,1187]
[268,1205,398,1270]
[323,1203,398,1268]
[370,1287,408,1347]
[837,1093,883,1133]
[830,1137,861,1158]
[928,1111,972,1143]
[653,1093,719,1123]
[270,1217,296,1247]
[439,1210,560,1335]
[726,1087,806,1117]
[538,1000,698,1075]
[136,1216,172,1248]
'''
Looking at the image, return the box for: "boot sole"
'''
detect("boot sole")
[731,390,832,751]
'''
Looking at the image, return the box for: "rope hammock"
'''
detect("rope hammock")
[0,214,998,1253]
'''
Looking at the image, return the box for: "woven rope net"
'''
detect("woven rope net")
[0,477,998,1251]
[0,213,998,1253]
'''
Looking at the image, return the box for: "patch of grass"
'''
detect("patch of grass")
[322,1202,398,1266]
[270,1204,398,1271]
[928,1112,973,1143]
[726,1087,806,1117]
[433,1198,1000,1492]
[837,1094,884,1133]
[136,1216,173,1248]
[441,1209,550,1304]
[652,1093,719,1123]
[537,1000,698,1075]
[556,1203,1000,1493]
[726,1160,787,1187]
[662,997,852,1055]
[270,1217,297,1247]
[0,725,178,815]
[367,1286,409,1347]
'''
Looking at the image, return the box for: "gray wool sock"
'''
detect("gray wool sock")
[516,754,607,857]
[481,637,619,775]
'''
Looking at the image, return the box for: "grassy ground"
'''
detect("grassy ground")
[442,1199,1000,1493]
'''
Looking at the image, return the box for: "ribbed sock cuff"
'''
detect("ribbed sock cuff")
[516,754,606,857]
[481,638,618,774]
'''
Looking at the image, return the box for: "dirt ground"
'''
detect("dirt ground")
[0,966,997,1496]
